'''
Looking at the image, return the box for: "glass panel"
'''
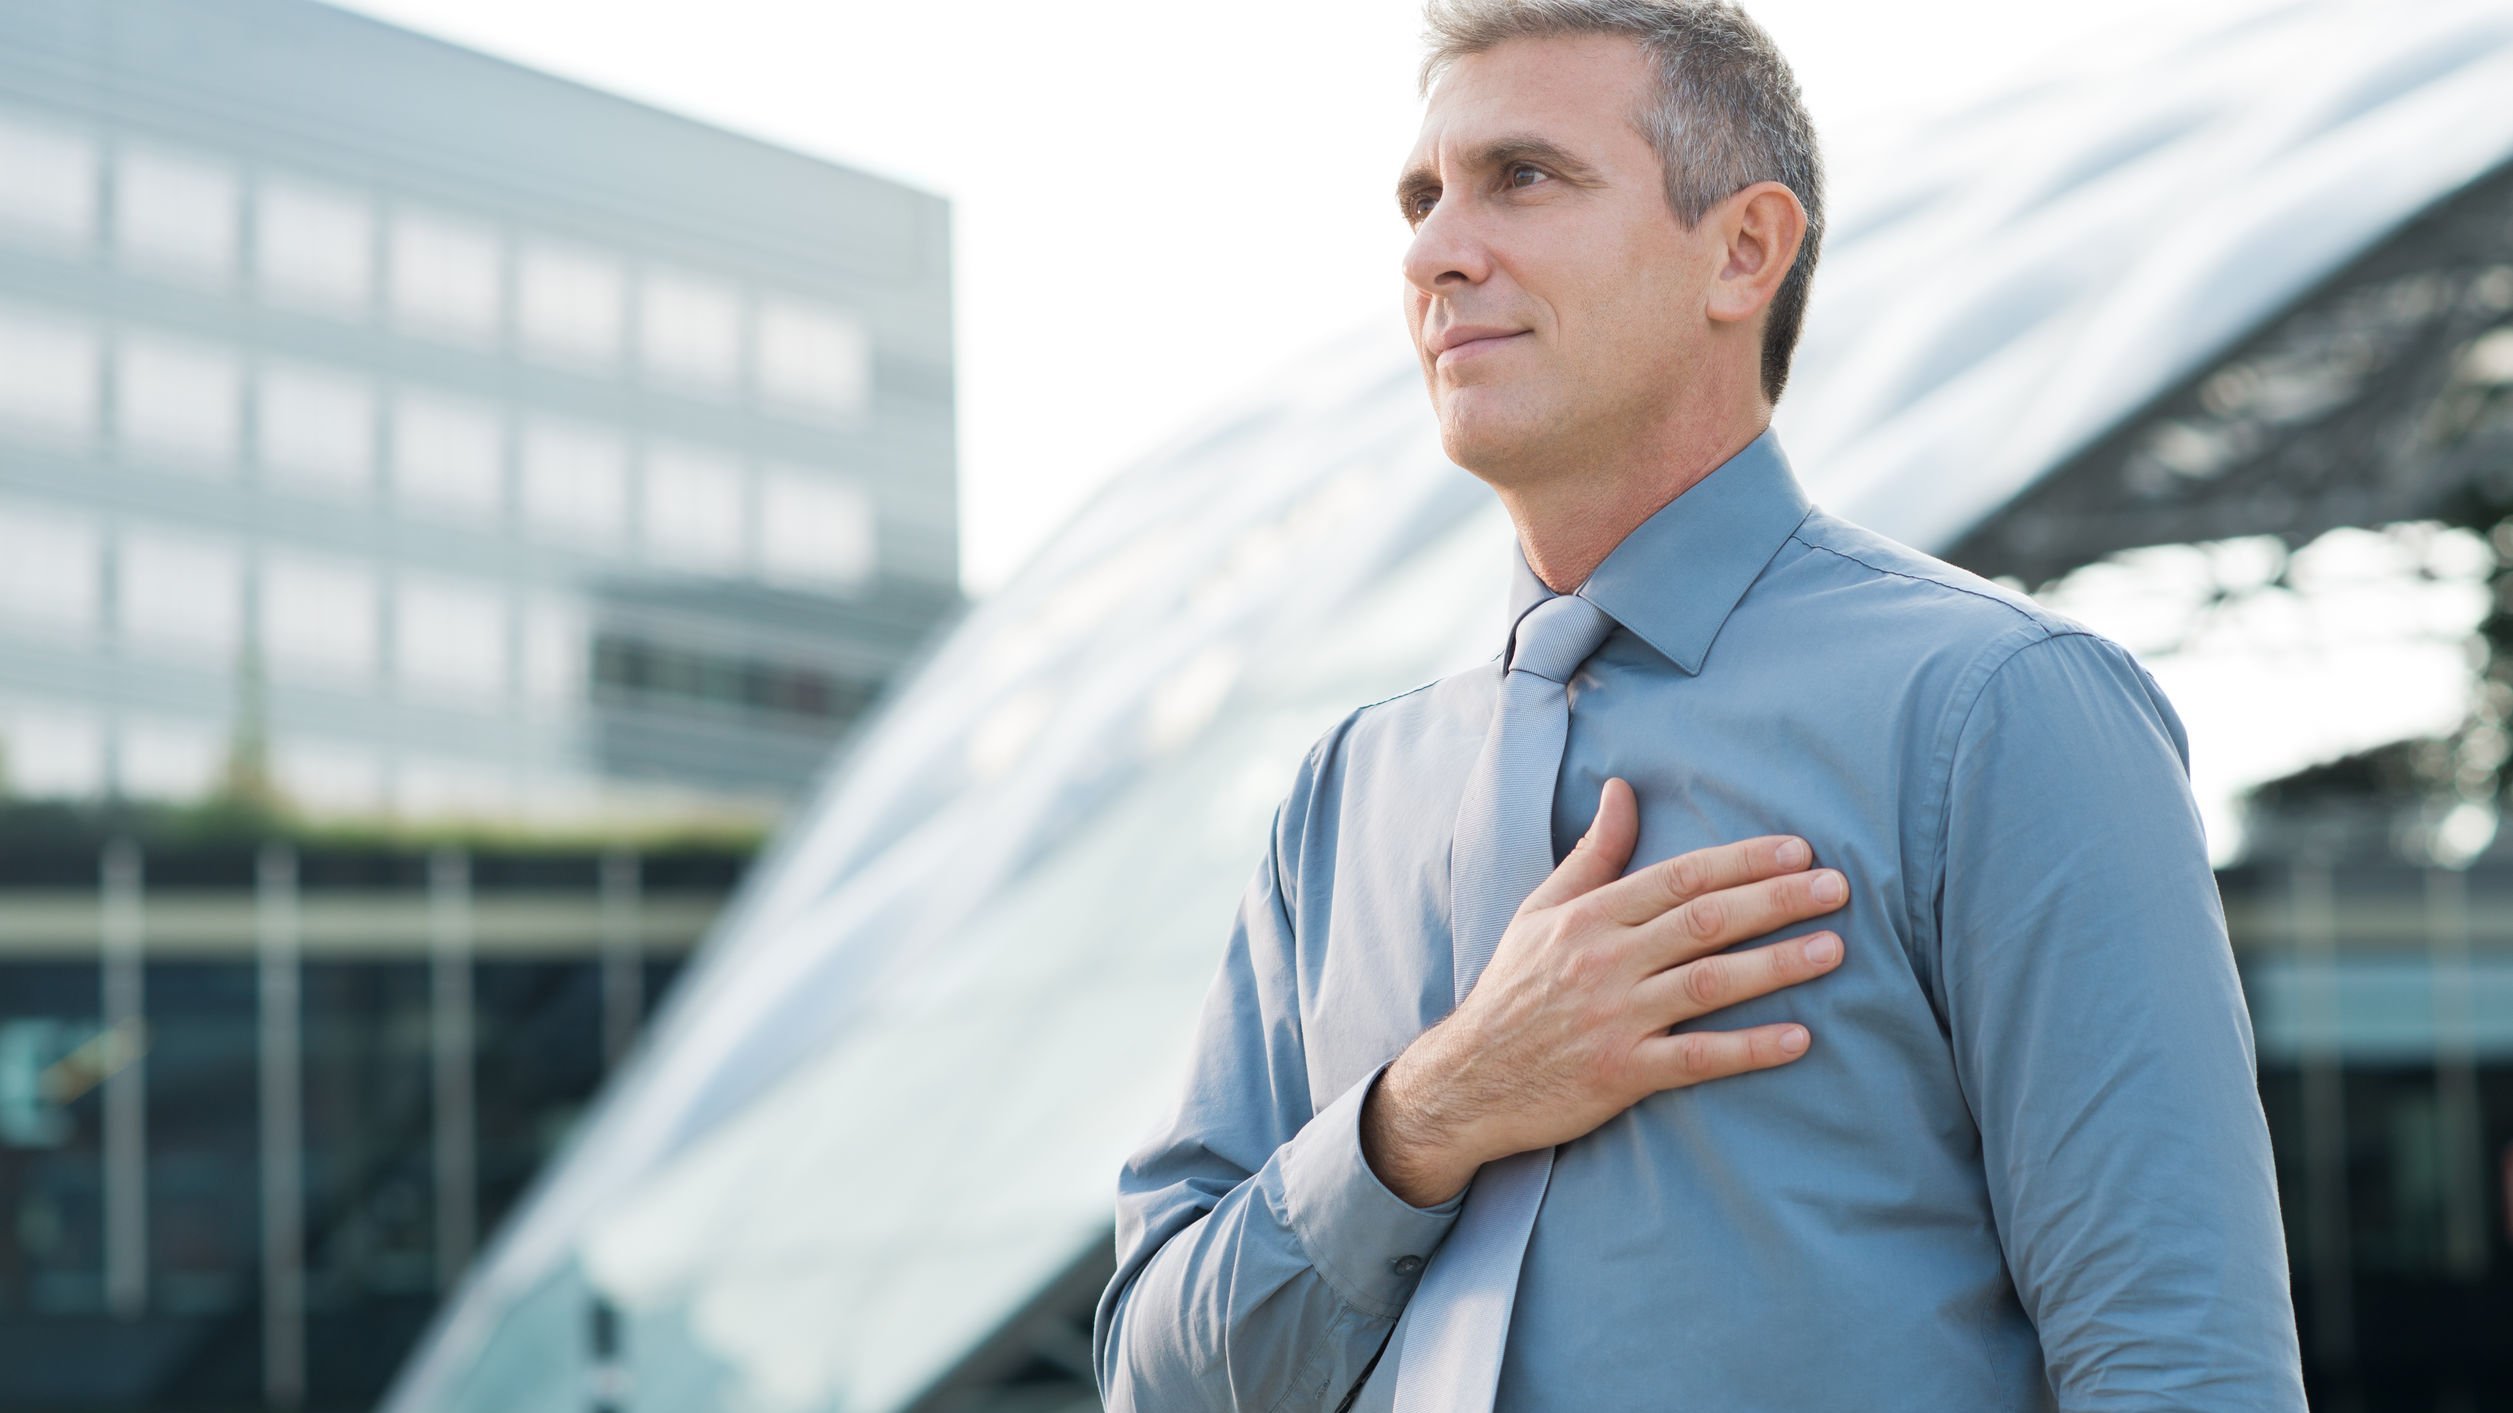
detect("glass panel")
[0,495,100,635]
[117,333,242,472]
[0,110,97,250]
[0,302,98,444]
[755,300,869,421]
[257,175,375,316]
[392,389,505,524]
[261,550,378,685]
[271,737,386,815]
[640,443,746,575]
[0,698,105,798]
[113,143,237,285]
[389,207,501,347]
[519,417,626,547]
[756,465,875,592]
[394,573,508,703]
[518,240,623,370]
[258,362,377,497]
[116,714,222,801]
[117,524,241,663]
[638,268,739,393]
[519,597,586,711]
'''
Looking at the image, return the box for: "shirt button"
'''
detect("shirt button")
[1391,1254,1424,1276]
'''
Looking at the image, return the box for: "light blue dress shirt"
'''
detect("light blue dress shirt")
[1092,425,2307,1411]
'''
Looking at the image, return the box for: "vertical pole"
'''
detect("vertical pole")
[430,847,475,1290]
[257,842,305,1408]
[599,849,643,1071]
[2292,860,2353,1374]
[2425,866,2486,1277]
[100,837,147,1319]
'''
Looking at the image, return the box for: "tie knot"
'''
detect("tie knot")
[1506,591,1616,682]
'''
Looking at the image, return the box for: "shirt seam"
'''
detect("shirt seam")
[1787,532,2052,630]
[1921,627,2105,980]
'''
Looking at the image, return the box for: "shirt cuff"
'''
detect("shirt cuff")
[1273,1057,1466,1320]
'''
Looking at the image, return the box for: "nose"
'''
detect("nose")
[1402,194,1491,300]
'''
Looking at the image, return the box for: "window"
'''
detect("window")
[756,299,870,420]
[518,240,624,369]
[117,715,221,801]
[258,362,376,497]
[0,111,97,250]
[519,416,626,546]
[256,176,374,316]
[394,573,507,702]
[394,757,511,819]
[388,206,501,346]
[640,443,746,574]
[391,390,504,523]
[117,333,240,471]
[260,551,377,684]
[117,525,241,662]
[757,464,876,592]
[114,144,237,285]
[0,496,100,634]
[519,596,586,710]
[0,698,105,798]
[0,302,99,443]
[271,737,383,815]
[639,268,740,393]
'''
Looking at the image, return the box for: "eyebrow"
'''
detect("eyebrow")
[1395,134,1608,218]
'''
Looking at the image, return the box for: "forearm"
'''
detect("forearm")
[1095,1061,1463,1412]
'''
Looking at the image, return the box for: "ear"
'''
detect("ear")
[1704,180,1806,328]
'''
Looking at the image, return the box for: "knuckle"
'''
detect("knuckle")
[1680,957,1726,1011]
[1674,1030,1718,1079]
[1664,851,1706,902]
[1681,894,1725,943]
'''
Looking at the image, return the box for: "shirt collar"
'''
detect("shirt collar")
[1502,423,1814,676]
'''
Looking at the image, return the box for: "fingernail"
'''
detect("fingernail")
[1803,934,1839,964]
[1776,837,1809,867]
[1780,1026,1809,1053]
[1814,871,1845,904]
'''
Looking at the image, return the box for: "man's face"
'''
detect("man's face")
[1397,34,1717,481]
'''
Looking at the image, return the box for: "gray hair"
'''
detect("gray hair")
[1419,0,1825,404]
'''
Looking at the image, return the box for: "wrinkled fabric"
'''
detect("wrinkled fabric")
[1093,426,2307,1412]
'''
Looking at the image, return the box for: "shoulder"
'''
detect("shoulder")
[1781,505,2138,685]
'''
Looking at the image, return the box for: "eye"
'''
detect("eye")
[1506,162,1548,189]
[1404,189,1439,225]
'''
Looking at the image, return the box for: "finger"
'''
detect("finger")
[1589,831,1817,929]
[1521,777,1641,913]
[1636,1021,1812,1092]
[1634,866,1848,969]
[1633,931,1843,1030]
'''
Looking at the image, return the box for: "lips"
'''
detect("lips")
[1430,325,1528,362]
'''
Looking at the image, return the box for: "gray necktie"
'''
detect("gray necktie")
[1391,587,1618,1413]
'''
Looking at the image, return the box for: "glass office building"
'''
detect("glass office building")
[383,3,2513,1410]
[0,0,961,830]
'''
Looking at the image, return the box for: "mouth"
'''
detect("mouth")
[1433,329,1528,367]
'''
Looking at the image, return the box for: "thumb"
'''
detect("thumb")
[1523,777,1636,912]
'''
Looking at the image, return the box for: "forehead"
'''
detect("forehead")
[1407,32,1656,165]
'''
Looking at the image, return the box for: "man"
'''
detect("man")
[1093,1,2307,1409]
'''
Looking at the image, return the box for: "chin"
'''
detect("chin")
[1436,395,1557,480]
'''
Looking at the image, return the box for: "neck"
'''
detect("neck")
[1496,404,1771,595]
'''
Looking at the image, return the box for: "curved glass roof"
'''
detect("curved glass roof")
[382,4,2513,1410]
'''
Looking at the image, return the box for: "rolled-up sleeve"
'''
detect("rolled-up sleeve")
[1934,628,2307,1409]
[1092,782,1463,1413]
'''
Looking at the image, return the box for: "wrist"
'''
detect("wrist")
[1362,1031,1486,1207]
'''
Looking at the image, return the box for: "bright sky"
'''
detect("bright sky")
[327,0,2271,597]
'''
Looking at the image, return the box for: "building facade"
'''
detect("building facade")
[0,0,961,830]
